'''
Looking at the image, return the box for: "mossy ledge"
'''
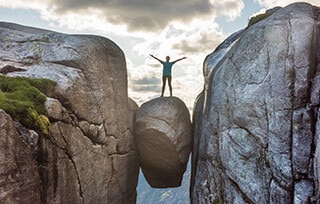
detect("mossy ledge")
[247,7,282,27]
[0,75,56,135]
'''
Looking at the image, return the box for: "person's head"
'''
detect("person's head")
[166,56,170,62]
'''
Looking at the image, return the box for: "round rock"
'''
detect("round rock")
[134,97,192,188]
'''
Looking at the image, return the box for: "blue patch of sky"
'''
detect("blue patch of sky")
[216,0,262,34]
[0,8,51,30]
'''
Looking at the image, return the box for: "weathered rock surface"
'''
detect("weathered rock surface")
[191,3,320,203]
[135,97,191,188]
[0,110,41,203]
[0,22,139,203]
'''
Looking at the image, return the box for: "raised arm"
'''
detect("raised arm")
[173,56,187,63]
[150,54,164,63]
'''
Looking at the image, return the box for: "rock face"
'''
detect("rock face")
[0,110,41,203]
[0,22,139,203]
[191,3,320,203]
[135,97,191,188]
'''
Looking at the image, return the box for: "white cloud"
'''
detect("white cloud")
[254,0,320,8]
[212,0,245,21]
[126,19,223,108]
[0,0,47,10]
[2,0,319,111]
[172,29,225,54]
[0,0,245,110]
[0,0,245,33]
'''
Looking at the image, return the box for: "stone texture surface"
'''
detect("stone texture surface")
[135,97,191,188]
[0,110,41,203]
[0,22,139,203]
[191,3,320,203]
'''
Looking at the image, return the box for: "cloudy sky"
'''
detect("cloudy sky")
[0,0,319,110]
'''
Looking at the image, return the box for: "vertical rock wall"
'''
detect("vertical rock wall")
[0,110,41,203]
[0,22,139,203]
[191,3,320,203]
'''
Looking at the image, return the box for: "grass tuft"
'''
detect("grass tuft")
[247,7,281,28]
[247,13,272,27]
[0,75,56,135]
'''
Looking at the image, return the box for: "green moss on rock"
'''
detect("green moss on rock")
[0,75,56,135]
[248,13,271,27]
[247,7,282,27]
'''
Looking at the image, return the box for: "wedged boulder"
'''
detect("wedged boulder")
[0,22,139,203]
[191,3,320,203]
[134,97,191,188]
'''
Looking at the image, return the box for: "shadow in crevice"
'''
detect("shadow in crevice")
[136,158,191,204]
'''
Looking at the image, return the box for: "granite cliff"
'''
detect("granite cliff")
[0,21,192,204]
[0,22,139,203]
[2,2,320,204]
[191,3,320,203]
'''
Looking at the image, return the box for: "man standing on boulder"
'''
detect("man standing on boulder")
[149,54,187,97]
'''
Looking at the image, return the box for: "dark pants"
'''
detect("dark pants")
[161,75,172,97]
